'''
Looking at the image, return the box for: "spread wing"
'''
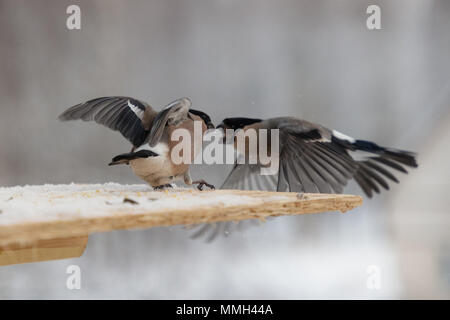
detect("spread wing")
[59,96,151,147]
[192,123,356,242]
[274,128,357,193]
[196,118,417,241]
[221,125,358,193]
[221,162,278,191]
[147,97,192,147]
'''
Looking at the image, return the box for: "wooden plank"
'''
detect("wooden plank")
[0,188,362,248]
[0,185,362,265]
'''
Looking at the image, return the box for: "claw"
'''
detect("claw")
[154,184,173,191]
[193,180,215,191]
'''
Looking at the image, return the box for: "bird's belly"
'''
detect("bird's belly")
[130,156,176,186]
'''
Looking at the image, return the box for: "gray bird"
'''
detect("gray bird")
[189,116,418,240]
[59,96,215,190]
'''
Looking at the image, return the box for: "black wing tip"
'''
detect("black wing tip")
[386,150,419,168]
[410,157,419,168]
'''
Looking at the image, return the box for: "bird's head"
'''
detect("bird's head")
[216,117,263,131]
[188,109,215,129]
[216,117,263,143]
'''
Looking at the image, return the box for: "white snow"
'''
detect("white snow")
[0,183,290,225]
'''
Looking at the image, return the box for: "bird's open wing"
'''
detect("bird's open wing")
[275,128,358,193]
[201,124,355,242]
[193,118,418,241]
[59,96,150,147]
[222,120,417,196]
[147,97,192,147]
[221,124,358,193]
[221,161,278,191]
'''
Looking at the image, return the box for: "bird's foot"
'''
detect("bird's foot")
[154,184,173,191]
[193,180,215,191]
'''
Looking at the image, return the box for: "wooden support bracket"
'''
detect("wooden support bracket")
[0,235,88,266]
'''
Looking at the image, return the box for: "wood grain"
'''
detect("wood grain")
[0,189,362,249]
[0,235,88,266]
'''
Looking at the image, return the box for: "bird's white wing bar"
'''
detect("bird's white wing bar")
[332,130,356,143]
[127,99,145,119]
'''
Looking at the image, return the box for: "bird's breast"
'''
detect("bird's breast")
[129,143,177,186]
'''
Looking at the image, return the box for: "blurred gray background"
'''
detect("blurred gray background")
[0,0,449,299]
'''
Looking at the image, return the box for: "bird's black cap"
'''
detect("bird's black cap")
[218,117,263,130]
[189,109,215,129]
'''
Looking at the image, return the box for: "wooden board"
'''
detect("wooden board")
[0,236,88,266]
[0,185,362,266]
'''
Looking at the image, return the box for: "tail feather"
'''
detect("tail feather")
[380,149,417,167]
[109,150,158,166]
[352,140,418,167]
[350,141,418,197]
[332,138,418,197]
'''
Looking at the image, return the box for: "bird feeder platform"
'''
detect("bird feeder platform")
[0,183,362,266]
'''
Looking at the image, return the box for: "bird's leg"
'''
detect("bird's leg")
[183,171,215,191]
[153,184,173,191]
[184,171,193,185]
[192,179,215,191]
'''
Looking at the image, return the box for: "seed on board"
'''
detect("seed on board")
[123,198,139,205]
[297,193,308,200]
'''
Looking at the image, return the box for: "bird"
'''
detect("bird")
[59,96,216,190]
[189,116,418,240]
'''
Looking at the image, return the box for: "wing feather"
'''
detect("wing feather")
[147,98,192,147]
[191,117,418,241]
[59,96,150,147]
